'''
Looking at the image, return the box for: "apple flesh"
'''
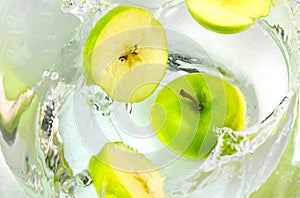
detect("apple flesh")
[186,0,271,34]
[82,5,168,103]
[0,70,33,133]
[88,142,165,197]
[150,73,246,158]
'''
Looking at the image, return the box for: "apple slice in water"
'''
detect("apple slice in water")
[82,5,168,103]
[1,66,31,101]
[88,142,165,197]
[186,0,272,34]
[0,66,33,134]
[150,73,246,158]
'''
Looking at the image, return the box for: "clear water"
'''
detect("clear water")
[0,0,299,197]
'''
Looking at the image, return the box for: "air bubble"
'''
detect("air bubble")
[50,72,59,81]
[42,70,50,79]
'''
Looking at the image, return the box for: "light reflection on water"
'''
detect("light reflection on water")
[0,0,299,197]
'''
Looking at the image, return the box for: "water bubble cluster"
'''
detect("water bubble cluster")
[61,0,111,21]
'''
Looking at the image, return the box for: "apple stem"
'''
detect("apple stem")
[179,89,203,111]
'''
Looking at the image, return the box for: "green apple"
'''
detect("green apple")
[88,142,165,197]
[0,67,33,133]
[150,73,246,158]
[186,0,272,34]
[1,66,31,101]
[82,5,168,103]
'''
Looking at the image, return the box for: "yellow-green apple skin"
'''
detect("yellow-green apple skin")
[2,67,31,100]
[150,73,246,158]
[186,0,272,34]
[0,66,33,133]
[88,142,165,198]
[82,5,168,103]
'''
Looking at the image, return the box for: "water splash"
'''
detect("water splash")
[60,170,92,196]
[81,85,113,117]
[0,0,298,197]
[164,86,297,197]
[61,0,110,21]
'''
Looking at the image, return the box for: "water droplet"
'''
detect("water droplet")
[42,70,50,79]
[47,95,54,101]
[50,72,59,80]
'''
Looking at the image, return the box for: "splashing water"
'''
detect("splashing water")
[0,0,299,197]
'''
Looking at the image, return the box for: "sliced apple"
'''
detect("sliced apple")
[186,0,272,34]
[82,5,168,103]
[88,142,165,197]
[0,73,33,133]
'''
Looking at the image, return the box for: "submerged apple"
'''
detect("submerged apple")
[150,73,246,158]
[0,66,33,133]
[186,0,272,34]
[88,142,165,197]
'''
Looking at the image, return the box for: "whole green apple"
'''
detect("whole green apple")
[150,73,246,158]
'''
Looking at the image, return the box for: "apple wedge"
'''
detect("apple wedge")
[0,67,33,134]
[88,142,165,197]
[186,0,272,33]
